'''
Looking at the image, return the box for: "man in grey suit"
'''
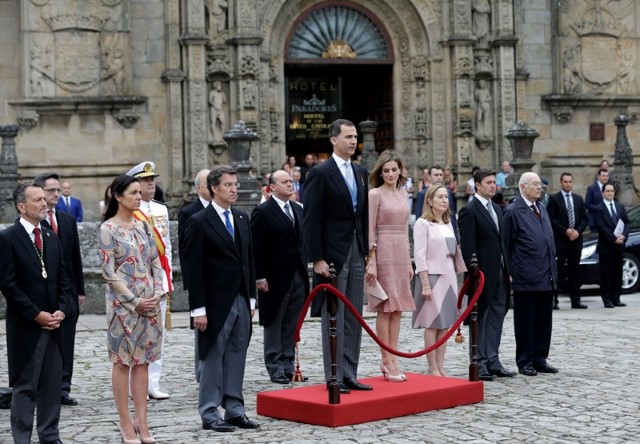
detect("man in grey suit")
[303,119,371,393]
[458,169,516,381]
[0,183,71,443]
[251,170,309,384]
[182,166,259,433]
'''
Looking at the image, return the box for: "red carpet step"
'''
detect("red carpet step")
[257,373,484,427]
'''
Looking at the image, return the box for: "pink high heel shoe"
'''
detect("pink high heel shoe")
[380,363,405,382]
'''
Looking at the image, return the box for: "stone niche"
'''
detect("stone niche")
[11,0,145,130]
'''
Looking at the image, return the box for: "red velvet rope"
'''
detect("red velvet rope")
[294,271,485,358]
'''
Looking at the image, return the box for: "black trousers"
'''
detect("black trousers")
[513,290,554,368]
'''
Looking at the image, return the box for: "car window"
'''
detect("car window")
[628,206,640,229]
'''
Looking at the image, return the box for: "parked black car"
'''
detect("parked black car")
[578,205,640,293]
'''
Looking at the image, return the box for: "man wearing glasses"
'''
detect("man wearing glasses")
[503,172,558,377]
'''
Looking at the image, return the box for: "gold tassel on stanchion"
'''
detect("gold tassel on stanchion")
[455,326,465,344]
[291,343,305,382]
[165,293,172,330]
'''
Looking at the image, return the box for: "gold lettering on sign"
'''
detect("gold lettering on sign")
[322,40,356,59]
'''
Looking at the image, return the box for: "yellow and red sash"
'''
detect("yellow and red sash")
[134,209,173,292]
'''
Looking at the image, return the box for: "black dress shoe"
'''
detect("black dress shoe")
[478,371,495,381]
[270,374,291,384]
[226,415,260,429]
[327,381,350,394]
[491,368,517,377]
[343,377,373,391]
[571,303,588,309]
[42,440,63,444]
[613,301,627,307]
[533,363,559,374]
[203,418,235,432]
[553,303,559,310]
[518,365,537,376]
[604,303,615,308]
[60,395,78,406]
[285,372,309,382]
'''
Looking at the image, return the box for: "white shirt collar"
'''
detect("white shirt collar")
[211,200,231,216]
[270,194,290,210]
[474,194,491,207]
[198,196,211,208]
[19,217,40,235]
[332,153,350,169]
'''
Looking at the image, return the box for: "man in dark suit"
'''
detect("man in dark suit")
[34,172,86,407]
[594,182,630,308]
[303,118,371,393]
[458,169,516,381]
[504,172,558,377]
[183,165,259,433]
[251,170,309,384]
[585,168,608,230]
[55,181,83,222]
[0,183,71,443]
[178,168,210,383]
[547,172,588,309]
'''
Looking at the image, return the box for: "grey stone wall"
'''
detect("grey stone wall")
[0,221,186,319]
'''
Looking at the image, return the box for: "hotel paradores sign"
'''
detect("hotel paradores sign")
[286,78,341,141]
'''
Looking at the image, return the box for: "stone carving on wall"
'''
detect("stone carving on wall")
[243,80,257,110]
[558,0,636,95]
[25,0,130,97]
[210,0,228,33]
[472,0,491,41]
[475,79,493,148]
[239,55,258,77]
[209,81,228,143]
[474,53,493,76]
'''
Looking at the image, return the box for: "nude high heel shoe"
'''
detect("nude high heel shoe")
[118,423,141,444]
[380,363,405,382]
[134,420,156,444]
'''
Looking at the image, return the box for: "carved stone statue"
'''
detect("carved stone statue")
[562,45,580,95]
[617,44,635,95]
[209,81,228,142]
[472,0,491,40]
[475,80,493,142]
[211,0,228,33]
[243,80,256,109]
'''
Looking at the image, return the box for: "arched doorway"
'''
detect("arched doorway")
[283,2,394,159]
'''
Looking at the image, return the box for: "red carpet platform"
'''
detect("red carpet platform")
[257,373,483,427]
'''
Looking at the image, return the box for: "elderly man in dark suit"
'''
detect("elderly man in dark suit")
[33,172,86,407]
[178,168,210,383]
[251,170,309,384]
[504,172,558,377]
[594,182,630,308]
[303,118,371,394]
[547,172,588,309]
[183,165,259,433]
[55,181,83,222]
[0,183,71,444]
[458,169,516,382]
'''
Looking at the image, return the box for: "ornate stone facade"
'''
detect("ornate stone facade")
[1,0,640,220]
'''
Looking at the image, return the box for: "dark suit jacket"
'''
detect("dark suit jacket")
[458,197,510,313]
[251,198,309,326]
[303,157,368,273]
[503,196,557,292]
[585,181,604,228]
[547,191,588,251]
[594,200,630,255]
[56,196,83,222]
[0,222,71,386]
[182,205,255,359]
[42,211,85,318]
[177,198,207,290]
[303,157,368,316]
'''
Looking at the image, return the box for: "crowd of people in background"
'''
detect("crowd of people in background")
[1,114,630,442]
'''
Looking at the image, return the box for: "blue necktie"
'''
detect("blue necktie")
[343,162,357,211]
[284,203,294,225]
[224,210,234,238]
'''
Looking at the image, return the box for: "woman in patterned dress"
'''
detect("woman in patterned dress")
[99,175,165,444]
[412,184,467,376]
[365,150,415,382]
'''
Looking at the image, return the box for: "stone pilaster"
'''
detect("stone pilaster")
[0,125,20,224]
[181,0,209,178]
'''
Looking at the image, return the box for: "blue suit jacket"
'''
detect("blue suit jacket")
[56,196,83,222]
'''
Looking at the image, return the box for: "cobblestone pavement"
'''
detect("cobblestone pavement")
[1,292,639,443]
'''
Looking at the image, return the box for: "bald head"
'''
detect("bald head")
[269,170,294,201]
[195,169,211,201]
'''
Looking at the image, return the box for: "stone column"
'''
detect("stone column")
[359,120,378,173]
[224,121,261,215]
[503,121,539,202]
[610,113,634,207]
[0,125,20,223]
